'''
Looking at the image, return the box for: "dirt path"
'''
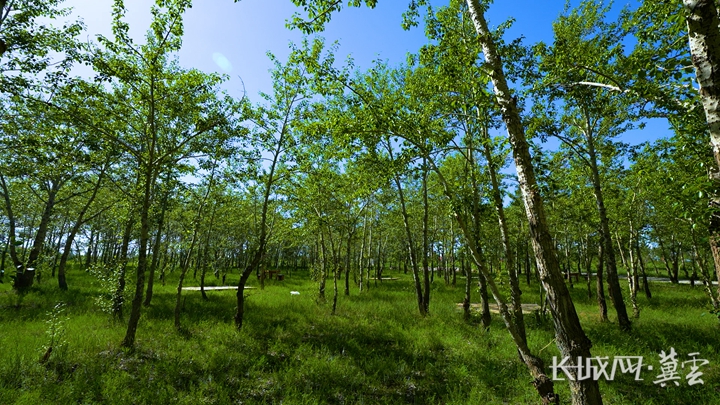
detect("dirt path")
[182,286,255,291]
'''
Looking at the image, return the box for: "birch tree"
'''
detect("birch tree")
[85,0,238,347]
[683,0,720,299]
[530,1,633,330]
[464,1,602,403]
[233,43,328,329]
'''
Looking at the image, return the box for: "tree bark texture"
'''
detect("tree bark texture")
[587,133,631,331]
[465,2,603,403]
[684,0,720,301]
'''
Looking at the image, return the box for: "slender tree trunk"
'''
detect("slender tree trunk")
[11,179,61,288]
[615,232,627,269]
[692,228,719,308]
[525,238,531,285]
[468,159,492,328]
[50,221,67,278]
[200,203,218,302]
[680,245,690,279]
[636,242,652,299]
[329,231,340,315]
[160,232,171,286]
[479,119,525,343]
[582,236,592,299]
[85,230,95,269]
[366,224,373,290]
[200,213,218,300]
[359,215,367,292]
[332,257,339,314]
[462,249,472,321]
[564,231,573,289]
[596,243,608,322]
[378,237,386,280]
[465,3,602,402]
[391,163,425,316]
[656,235,677,283]
[671,242,681,282]
[113,213,134,319]
[0,241,7,275]
[426,155,555,402]
[58,169,106,290]
[236,122,286,330]
[690,248,699,288]
[452,195,555,404]
[318,230,328,301]
[121,167,155,348]
[627,224,640,318]
[19,213,38,265]
[200,248,209,301]
[1,174,25,281]
[477,270,491,328]
[421,160,431,314]
[174,247,197,329]
[684,0,720,300]
[175,164,218,328]
[587,129,631,331]
[344,231,352,296]
[647,247,661,276]
[26,180,61,274]
[451,221,457,286]
[235,246,264,330]
[332,257,339,313]
[145,186,169,306]
[121,164,155,348]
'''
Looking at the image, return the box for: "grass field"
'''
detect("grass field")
[0,266,719,404]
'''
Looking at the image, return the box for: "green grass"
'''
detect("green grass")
[0,265,719,404]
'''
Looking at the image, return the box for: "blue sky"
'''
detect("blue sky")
[60,0,671,146]
[63,0,565,96]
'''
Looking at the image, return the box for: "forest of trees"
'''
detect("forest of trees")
[2,1,720,404]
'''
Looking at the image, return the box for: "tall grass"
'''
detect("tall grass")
[0,264,718,404]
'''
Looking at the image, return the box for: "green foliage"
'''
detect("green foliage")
[87,262,128,315]
[284,0,379,33]
[41,302,69,361]
[3,0,720,403]
[0,0,84,93]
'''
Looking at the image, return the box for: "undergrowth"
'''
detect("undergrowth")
[0,264,718,404]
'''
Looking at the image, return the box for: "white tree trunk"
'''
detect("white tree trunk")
[465,1,603,404]
[684,0,720,300]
